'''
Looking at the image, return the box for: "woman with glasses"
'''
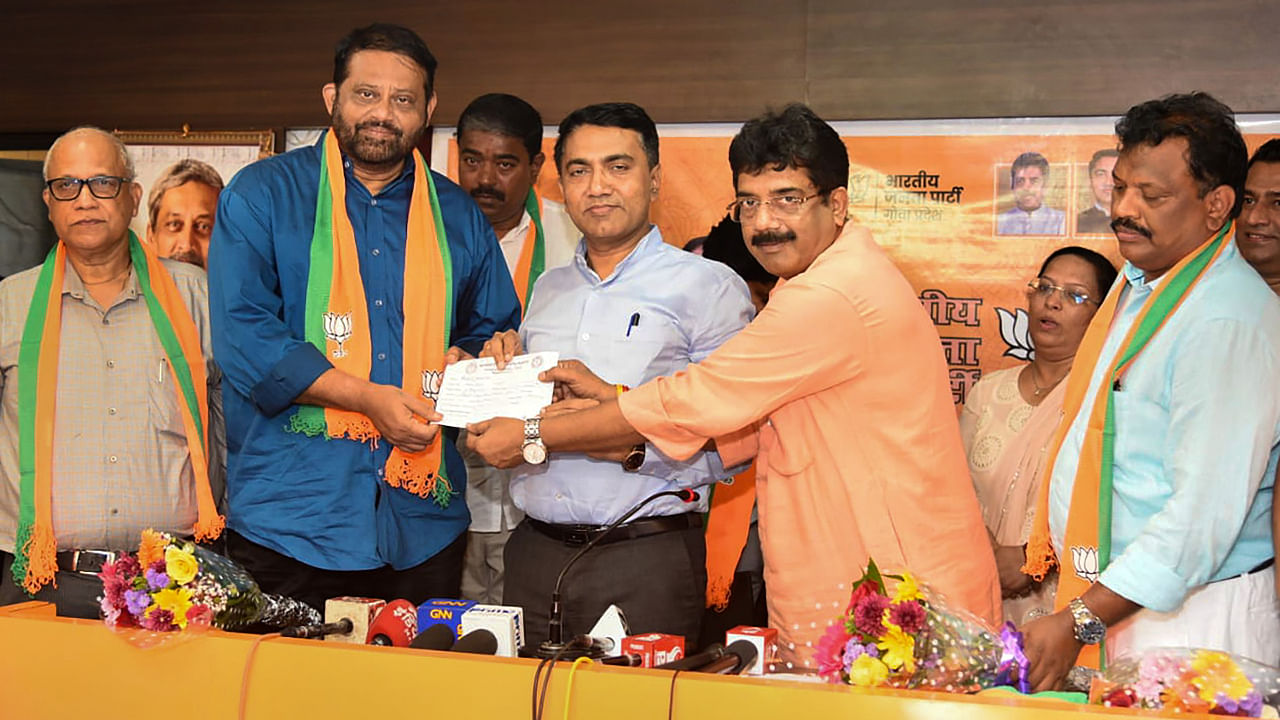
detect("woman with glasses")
[959,246,1117,624]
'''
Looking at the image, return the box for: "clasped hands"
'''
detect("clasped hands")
[463,330,626,468]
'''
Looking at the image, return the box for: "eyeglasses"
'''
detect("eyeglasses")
[726,192,825,223]
[45,175,131,201]
[1026,278,1097,306]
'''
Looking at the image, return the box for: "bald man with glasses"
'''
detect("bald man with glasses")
[0,126,224,618]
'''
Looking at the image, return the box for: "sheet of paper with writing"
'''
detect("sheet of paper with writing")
[434,351,559,428]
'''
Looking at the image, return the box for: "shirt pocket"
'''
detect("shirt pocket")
[760,421,813,479]
[1110,391,1169,498]
[606,314,683,387]
[148,357,188,440]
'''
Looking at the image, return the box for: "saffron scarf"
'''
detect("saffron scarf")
[510,189,546,313]
[288,130,456,506]
[1023,222,1232,669]
[12,233,223,594]
[703,462,757,610]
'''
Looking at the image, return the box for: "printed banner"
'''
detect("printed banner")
[434,117,1280,405]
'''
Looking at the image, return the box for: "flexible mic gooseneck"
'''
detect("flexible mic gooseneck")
[537,487,700,659]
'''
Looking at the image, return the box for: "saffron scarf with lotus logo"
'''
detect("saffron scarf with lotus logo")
[12,234,224,594]
[287,130,456,507]
[1023,222,1231,670]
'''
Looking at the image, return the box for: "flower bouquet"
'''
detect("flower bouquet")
[1091,648,1280,716]
[816,557,1027,693]
[98,529,320,647]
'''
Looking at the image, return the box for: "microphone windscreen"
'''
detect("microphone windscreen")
[723,639,759,675]
[451,628,498,655]
[366,599,418,647]
[410,622,457,651]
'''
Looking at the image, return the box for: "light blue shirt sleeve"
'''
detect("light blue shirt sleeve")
[1099,316,1280,611]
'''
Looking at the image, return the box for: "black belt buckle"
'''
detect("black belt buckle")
[562,529,595,546]
[70,549,116,575]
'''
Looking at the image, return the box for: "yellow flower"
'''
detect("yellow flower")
[164,546,199,585]
[891,572,922,604]
[1191,650,1253,702]
[148,587,194,629]
[848,654,890,687]
[138,529,169,569]
[876,623,916,673]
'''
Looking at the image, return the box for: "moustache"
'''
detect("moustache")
[751,230,796,247]
[470,186,505,202]
[355,120,403,138]
[1111,217,1153,239]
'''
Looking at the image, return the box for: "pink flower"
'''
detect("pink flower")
[845,580,881,613]
[186,604,213,628]
[114,554,141,579]
[888,601,926,634]
[142,608,176,632]
[853,594,891,637]
[816,623,853,680]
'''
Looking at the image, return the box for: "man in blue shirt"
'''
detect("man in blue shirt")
[996,152,1067,236]
[1023,93,1280,689]
[479,103,753,648]
[207,24,520,611]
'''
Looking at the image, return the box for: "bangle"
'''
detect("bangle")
[615,384,629,397]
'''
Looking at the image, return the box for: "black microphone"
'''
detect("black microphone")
[655,642,724,671]
[599,653,644,667]
[409,622,457,651]
[538,488,700,660]
[280,618,354,639]
[451,628,499,655]
[693,640,758,675]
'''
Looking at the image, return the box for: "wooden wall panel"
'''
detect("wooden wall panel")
[1,0,1276,136]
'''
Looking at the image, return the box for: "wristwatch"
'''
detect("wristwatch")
[621,443,646,472]
[521,417,547,464]
[1068,597,1106,645]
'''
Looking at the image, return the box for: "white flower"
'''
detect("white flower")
[1070,545,1100,583]
[322,311,353,359]
[995,307,1035,361]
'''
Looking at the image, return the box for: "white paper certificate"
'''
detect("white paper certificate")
[433,351,559,428]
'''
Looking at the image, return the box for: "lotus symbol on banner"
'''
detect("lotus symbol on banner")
[1070,545,1100,583]
[996,307,1035,361]
[323,312,353,359]
[421,369,443,401]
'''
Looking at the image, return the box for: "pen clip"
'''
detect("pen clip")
[626,312,640,338]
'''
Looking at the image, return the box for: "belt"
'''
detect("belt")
[1214,557,1275,582]
[55,549,119,575]
[527,512,702,547]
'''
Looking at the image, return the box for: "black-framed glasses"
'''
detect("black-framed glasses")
[45,175,131,201]
[726,192,825,223]
[1026,278,1096,306]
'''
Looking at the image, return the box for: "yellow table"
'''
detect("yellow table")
[0,602,1138,719]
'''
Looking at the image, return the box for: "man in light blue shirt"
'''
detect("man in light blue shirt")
[1023,93,1280,691]
[482,103,753,648]
[997,151,1066,235]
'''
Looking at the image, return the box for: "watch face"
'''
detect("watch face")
[1077,620,1106,645]
[522,441,547,464]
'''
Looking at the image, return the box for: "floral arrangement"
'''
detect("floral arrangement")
[1092,649,1280,717]
[816,557,1027,693]
[99,529,319,635]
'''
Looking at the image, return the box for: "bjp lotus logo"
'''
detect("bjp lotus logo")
[421,370,443,401]
[1070,545,1100,583]
[996,307,1035,361]
[322,312,353,359]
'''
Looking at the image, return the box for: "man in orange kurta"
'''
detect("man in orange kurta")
[468,104,999,668]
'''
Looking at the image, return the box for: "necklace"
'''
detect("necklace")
[1028,366,1064,397]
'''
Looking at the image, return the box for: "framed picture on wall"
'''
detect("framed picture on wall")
[114,128,275,239]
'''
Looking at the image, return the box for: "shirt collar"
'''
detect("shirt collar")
[333,135,416,199]
[498,209,534,246]
[1121,260,1165,294]
[61,254,141,302]
[572,225,661,286]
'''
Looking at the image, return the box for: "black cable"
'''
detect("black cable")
[667,668,683,720]
[532,657,550,720]
[536,642,574,720]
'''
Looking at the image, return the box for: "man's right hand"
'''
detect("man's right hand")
[479,330,523,370]
[357,384,441,453]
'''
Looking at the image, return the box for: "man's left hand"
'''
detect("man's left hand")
[466,417,526,468]
[445,345,473,365]
[1021,608,1083,692]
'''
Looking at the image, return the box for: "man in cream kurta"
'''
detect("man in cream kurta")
[467,104,999,667]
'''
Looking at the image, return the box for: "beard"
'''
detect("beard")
[331,104,424,167]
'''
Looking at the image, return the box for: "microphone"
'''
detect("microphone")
[280,618,354,639]
[599,654,644,667]
[321,597,386,643]
[409,622,457,651]
[366,599,418,647]
[655,642,724,671]
[539,488,700,659]
[451,628,499,655]
[692,640,758,675]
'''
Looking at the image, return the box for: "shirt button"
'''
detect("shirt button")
[106,360,115,369]
[377,353,387,361]
[371,248,381,257]
[110,508,119,515]
[108,455,118,463]
[107,407,117,415]
[555,493,564,500]
[581,333,590,341]
[371,199,378,206]
[374,299,384,307]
